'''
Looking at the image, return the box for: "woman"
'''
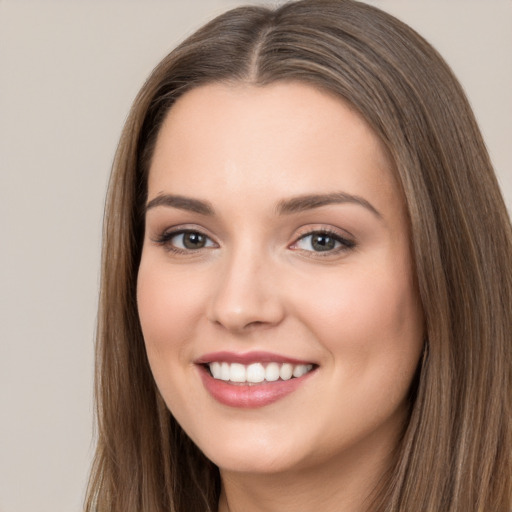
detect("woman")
[85,1,512,511]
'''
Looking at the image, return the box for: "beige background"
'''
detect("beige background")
[0,1,510,511]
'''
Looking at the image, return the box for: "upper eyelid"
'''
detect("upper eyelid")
[293,224,355,241]
[149,226,215,250]
[296,230,349,242]
[151,224,216,239]
[292,231,355,247]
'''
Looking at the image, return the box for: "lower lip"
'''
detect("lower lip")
[197,366,315,408]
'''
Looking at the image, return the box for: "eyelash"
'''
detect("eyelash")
[152,227,356,257]
[152,229,217,255]
[290,229,356,256]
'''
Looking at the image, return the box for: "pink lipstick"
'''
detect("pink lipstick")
[195,351,317,408]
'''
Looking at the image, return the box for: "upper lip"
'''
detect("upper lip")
[195,351,316,365]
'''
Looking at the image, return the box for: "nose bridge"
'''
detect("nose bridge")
[207,238,284,332]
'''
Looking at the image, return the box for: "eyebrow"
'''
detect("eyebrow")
[276,192,382,218]
[145,192,381,218]
[145,194,214,215]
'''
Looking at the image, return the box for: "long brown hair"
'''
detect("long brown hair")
[85,1,512,510]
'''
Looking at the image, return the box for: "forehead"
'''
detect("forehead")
[148,81,402,218]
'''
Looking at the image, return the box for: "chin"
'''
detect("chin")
[206,444,304,475]
[186,421,307,475]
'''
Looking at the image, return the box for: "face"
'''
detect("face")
[137,82,424,478]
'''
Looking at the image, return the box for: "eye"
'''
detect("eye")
[154,229,217,252]
[174,231,213,250]
[291,230,355,253]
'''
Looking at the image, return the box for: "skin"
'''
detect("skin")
[137,82,424,512]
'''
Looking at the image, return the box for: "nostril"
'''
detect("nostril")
[246,320,266,329]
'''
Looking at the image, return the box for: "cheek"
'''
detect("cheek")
[136,261,206,366]
[296,261,423,434]
[136,260,212,417]
[293,254,423,377]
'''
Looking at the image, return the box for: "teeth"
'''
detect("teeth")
[293,365,309,378]
[265,362,280,382]
[208,361,313,383]
[210,361,221,379]
[280,363,293,381]
[220,362,230,381]
[247,363,265,383]
[230,363,246,383]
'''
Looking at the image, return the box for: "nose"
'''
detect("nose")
[206,247,285,333]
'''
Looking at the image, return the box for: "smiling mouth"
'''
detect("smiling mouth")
[197,354,318,407]
[205,361,315,384]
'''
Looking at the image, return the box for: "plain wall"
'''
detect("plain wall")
[0,1,510,511]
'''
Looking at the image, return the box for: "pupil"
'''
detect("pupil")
[312,234,335,251]
[183,232,205,249]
